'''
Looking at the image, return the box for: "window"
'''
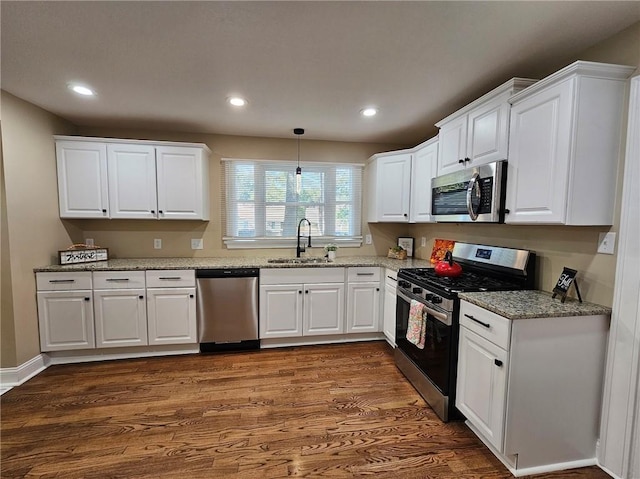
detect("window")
[223,159,363,249]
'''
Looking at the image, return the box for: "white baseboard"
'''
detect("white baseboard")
[260,333,385,349]
[597,462,622,479]
[0,354,49,394]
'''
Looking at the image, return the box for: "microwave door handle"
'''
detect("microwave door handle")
[466,172,480,221]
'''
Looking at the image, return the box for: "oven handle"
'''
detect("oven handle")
[466,172,481,221]
[397,290,452,326]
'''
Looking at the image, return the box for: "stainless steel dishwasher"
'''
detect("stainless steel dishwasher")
[196,268,259,352]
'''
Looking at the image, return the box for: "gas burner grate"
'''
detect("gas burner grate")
[398,268,522,294]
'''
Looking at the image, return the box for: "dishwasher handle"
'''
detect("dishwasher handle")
[196,268,259,279]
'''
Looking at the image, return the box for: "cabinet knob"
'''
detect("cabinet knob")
[102,209,107,213]
[159,210,163,214]
[84,297,90,301]
[139,295,144,300]
[504,209,510,214]
[376,288,380,291]
[299,290,302,294]
[305,290,309,294]
[403,213,408,217]
[464,157,471,163]
[494,359,503,367]
[151,210,155,214]
[189,294,194,298]
[458,159,465,164]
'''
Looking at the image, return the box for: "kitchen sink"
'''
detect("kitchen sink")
[267,257,329,264]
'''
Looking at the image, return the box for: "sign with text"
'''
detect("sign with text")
[552,267,582,303]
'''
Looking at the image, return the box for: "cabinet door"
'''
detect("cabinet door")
[107,143,158,219]
[37,291,95,351]
[456,326,509,452]
[259,284,303,338]
[346,282,380,333]
[437,115,467,176]
[156,146,209,220]
[505,80,573,224]
[56,140,109,218]
[383,277,397,346]
[304,283,345,336]
[410,140,438,222]
[93,289,148,348]
[466,92,510,166]
[147,288,197,345]
[376,153,412,222]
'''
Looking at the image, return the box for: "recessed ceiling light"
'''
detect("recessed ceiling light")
[68,84,95,96]
[361,107,378,117]
[228,97,247,107]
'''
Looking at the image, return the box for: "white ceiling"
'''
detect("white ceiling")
[2,1,639,146]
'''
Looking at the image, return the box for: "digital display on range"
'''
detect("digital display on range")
[475,248,492,260]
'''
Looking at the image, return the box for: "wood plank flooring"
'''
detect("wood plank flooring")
[1,342,610,478]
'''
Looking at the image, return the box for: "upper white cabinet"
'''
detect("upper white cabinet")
[366,137,438,223]
[435,78,537,176]
[56,141,109,218]
[505,61,635,225]
[409,137,438,223]
[54,136,211,220]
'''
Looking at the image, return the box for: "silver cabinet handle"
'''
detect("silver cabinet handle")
[158,277,181,280]
[356,272,375,276]
[466,171,481,221]
[49,279,75,283]
[106,278,130,282]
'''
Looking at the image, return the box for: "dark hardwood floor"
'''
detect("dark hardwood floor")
[1,342,610,478]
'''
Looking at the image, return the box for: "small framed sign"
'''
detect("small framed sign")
[398,237,414,258]
[552,267,582,303]
[59,245,109,265]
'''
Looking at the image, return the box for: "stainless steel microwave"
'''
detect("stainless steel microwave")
[431,160,507,223]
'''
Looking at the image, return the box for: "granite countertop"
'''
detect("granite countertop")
[34,255,433,273]
[458,290,612,320]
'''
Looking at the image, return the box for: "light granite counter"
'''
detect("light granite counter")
[458,290,612,320]
[34,256,433,273]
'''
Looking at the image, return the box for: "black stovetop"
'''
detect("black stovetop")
[397,267,524,295]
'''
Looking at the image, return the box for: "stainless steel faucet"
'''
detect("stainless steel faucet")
[296,218,312,257]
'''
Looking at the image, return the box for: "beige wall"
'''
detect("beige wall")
[1,91,79,368]
[75,126,406,259]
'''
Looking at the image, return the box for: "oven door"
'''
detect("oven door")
[395,289,453,394]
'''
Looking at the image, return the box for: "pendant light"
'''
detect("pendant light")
[294,128,304,194]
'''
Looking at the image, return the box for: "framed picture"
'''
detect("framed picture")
[398,237,414,258]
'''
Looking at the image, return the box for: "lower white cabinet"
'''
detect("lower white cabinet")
[456,299,609,475]
[346,267,381,334]
[36,272,95,351]
[382,269,397,346]
[93,271,147,348]
[259,268,345,339]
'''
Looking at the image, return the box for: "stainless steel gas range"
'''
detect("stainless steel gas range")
[394,242,536,422]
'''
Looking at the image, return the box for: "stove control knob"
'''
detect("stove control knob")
[412,287,422,294]
[431,296,443,304]
[398,280,411,288]
[425,294,434,301]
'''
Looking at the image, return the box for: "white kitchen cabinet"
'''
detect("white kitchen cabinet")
[55,140,109,218]
[54,136,211,221]
[146,270,197,345]
[36,272,95,351]
[409,138,438,223]
[93,271,147,348]
[346,267,381,334]
[366,151,412,222]
[505,61,634,225]
[436,78,537,176]
[456,299,610,476]
[107,143,158,219]
[304,283,345,335]
[382,269,397,346]
[259,268,345,339]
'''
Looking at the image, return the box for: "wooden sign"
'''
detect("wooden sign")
[552,267,582,303]
[59,245,109,265]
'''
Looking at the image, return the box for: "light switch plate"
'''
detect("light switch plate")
[597,232,616,255]
[154,238,162,249]
[191,238,203,250]
[421,237,427,247]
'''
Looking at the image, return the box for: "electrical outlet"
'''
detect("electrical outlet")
[84,238,94,247]
[421,237,427,247]
[597,232,616,255]
[191,238,203,250]
[365,234,372,245]
[154,238,162,249]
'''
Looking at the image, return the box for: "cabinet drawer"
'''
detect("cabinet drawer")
[36,272,92,291]
[460,300,511,350]
[261,267,345,285]
[347,267,381,282]
[146,270,195,288]
[93,271,146,289]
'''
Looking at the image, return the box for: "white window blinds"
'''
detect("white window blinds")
[222,159,363,249]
